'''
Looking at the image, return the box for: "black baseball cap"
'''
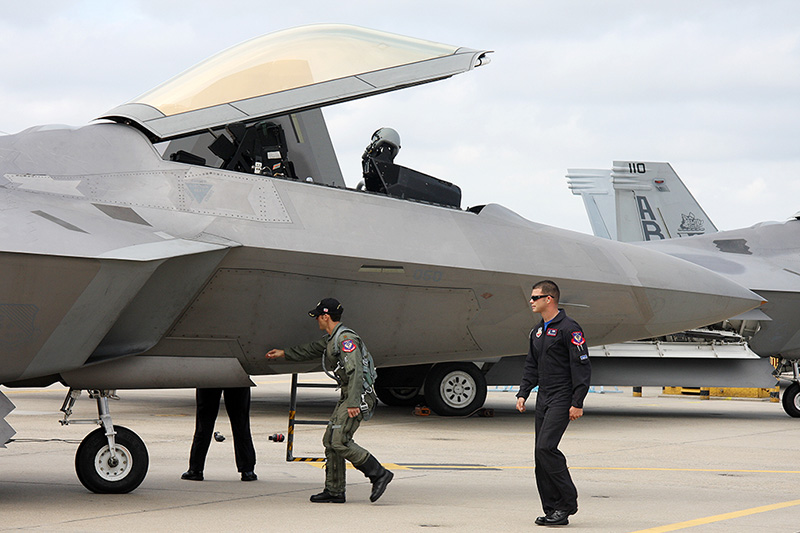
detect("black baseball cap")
[308,298,343,318]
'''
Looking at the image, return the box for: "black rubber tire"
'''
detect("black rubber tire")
[375,386,423,407]
[75,425,149,494]
[423,363,487,416]
[782,382,800,418]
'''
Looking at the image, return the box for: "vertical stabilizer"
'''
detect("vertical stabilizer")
[566,168,615,239]
[568,161,718,242]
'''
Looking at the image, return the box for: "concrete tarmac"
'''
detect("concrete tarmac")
[2,377,799,532]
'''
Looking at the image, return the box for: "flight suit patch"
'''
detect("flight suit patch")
[535,327,543,338]
[341,339,357,353]
[571,332,585,346]
[546,328,558,336]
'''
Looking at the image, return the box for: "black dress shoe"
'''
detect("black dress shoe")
[535,509,555,525]
[309,489,345,503]
[543,509,570,526]
[181,470,203,481]
[240,471,257,481]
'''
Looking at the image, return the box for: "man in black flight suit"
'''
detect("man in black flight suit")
[516,280,591,527]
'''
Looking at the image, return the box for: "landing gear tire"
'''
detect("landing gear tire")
[782,382,800,418]
[75,425,149,494]
[424,363,487,417]
[375,386,423,407]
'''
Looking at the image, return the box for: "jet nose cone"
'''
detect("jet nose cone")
[589,241,764,344]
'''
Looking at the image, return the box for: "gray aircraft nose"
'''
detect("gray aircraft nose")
[621,241,762,337]
[564,236,765,345]
[467,205,764,346]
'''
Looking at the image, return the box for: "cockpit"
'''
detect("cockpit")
[100,24,488,209]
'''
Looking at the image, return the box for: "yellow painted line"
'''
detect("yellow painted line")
[479,466,800,474]
[571,466,800,475]
[300,463,497,471]
[305,463,407,471]
[296,463,800,475]
[630,498,800,532]
[298,461,800,475]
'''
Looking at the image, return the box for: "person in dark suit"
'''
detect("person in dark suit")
[181,387,257,482]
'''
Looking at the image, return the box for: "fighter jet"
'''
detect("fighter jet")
[567,161,800,417]
[0,25,762,493]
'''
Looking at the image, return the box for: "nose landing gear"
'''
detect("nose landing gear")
[60,389,149,493]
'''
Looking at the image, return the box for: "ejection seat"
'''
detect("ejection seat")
[361,127,461,208]
[209,120,296,178]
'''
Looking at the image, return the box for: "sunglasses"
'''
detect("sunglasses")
[530,294,550,302]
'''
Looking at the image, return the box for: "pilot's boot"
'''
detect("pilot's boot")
[309,489,345,503]
[355,454,393,502]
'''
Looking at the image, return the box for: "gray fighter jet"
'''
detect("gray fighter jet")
[0,25,762,493]
[568,161,800,417]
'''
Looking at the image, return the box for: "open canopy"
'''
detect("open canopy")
[101,24,489,141]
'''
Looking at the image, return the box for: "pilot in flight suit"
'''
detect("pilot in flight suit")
[265,298,393,503]
[516,280,591,527]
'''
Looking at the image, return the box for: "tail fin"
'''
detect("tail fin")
[566,161,717,242]
[566,167,615,240]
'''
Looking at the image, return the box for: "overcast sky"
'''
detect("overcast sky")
[2,1,799,234]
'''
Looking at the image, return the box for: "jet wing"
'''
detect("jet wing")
[0,185,235,383]
[100,24,490,141]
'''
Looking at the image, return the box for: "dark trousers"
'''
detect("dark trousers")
[534,400,578,513]
[188,387,256,473]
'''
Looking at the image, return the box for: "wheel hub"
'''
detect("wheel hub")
[94,444,132,481]
[440,371,476,408]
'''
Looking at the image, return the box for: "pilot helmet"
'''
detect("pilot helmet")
[370,127,401,152]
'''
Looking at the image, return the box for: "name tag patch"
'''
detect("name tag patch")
[546,328,558,337]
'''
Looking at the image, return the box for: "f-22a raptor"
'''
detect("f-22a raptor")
[568,161,800,417]
[0,25,761,493]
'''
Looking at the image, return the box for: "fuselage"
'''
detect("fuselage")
[0,123,763,387]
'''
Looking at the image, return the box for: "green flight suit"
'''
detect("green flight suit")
[284,323,377,494]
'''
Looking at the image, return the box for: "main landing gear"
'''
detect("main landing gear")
[376,362,488,417]
[60,389,149,493]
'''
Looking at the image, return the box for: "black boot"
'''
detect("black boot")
[181,470,203,481]
[355,455,394,502]
[309,489,345,503]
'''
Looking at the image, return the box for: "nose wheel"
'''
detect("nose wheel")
[60,389,149,493]
[75,425,148,493]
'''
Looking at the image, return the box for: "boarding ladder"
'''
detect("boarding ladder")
[285,374,337,462]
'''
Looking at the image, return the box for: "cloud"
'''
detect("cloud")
[1,0,799,233]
